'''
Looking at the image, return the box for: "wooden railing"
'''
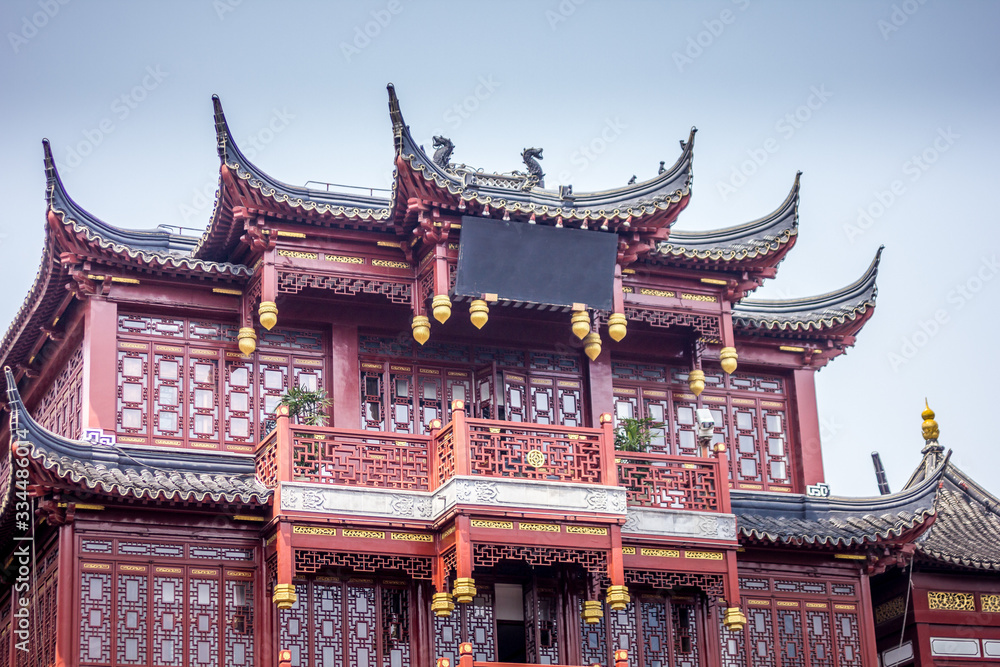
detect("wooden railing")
[255,403,728,516]
[617,452,723,512]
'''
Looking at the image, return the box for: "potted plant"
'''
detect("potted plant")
[614,417,664,453]
[278,385,332,426]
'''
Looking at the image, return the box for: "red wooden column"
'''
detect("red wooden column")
[792,368,825,487]
[80,298,118,433]
[329,324,360,429]
[452,515,475,605]
[271,406,297,611]
[451,401,470,477]
[859,570,881,667]
[586,346,613,429]
[605,525,629,613]
[599,412,616,486]
[54,521,75,667]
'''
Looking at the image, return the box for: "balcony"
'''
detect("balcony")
[255,401,732,517]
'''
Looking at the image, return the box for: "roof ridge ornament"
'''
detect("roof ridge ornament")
[921,399,944,472]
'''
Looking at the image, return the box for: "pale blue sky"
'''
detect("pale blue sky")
[1,0,998,496]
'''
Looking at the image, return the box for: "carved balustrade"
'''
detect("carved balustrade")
[616,452,723,512]
[254,404,726,515]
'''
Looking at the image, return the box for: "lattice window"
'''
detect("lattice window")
[747,607,777,667]
[347,584,378,667]
[580,597,608,667]
[80,571,112,664]
[608,602,639,658]
[280,583,310,667]
[225,579,254,666]
[417,370,443,434]
[834,612,862,667]
[389,367,414,433]
[777,609,805,667]
[116,314,325,449]
[361,366,386,431]
[807,611,834,667]
[116,573,148,664]
[381,586,410,667]
[34,342,83,438]
[153,574,184,666]
[672,602,700,667]
[313,581,345,667]
[189,574,220,667]
[641,597,670,665]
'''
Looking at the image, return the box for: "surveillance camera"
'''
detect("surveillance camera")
[696,408,715,440]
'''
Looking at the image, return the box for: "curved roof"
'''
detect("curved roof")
[44,140,251,277]
[388,84,694,226]
[2,368,270,508]
[732,246,881,333]
[733,461,939,548]
[654,173,799,266]
[193,96,392,260]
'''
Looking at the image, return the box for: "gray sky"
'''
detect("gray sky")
[1,0,998,497]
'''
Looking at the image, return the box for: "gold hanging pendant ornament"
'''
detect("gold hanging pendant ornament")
[432,294,452,324]
[607,312,628,342]
[431,591,455,617]
[411,315,431,345]
[605,585,630,611]
[582,600,604,624]
[688,369,705,396]
[583,331,602,361]
[571,310,591,340]
[452,577,477,604]
[258,301,278,330]
[237,327,257,355]
[469,299,489,329]
[719,346,738,374]
[272,583,297,610]
[723,606,747,631]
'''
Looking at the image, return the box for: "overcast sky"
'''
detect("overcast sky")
[1,0,998,497]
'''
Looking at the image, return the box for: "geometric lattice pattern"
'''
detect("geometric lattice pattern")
[625,570,725,599]
[624,306,723,342]
[472,544,607,580]
[292,429,431,490]
[617,454,720,511]
[467,422,604,484]
[35,342,83,439]
[277,271,413,304]
[294,549,433,579]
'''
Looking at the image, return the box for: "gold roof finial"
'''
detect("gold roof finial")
[921,399,939,441]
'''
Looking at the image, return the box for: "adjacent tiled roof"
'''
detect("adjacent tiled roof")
[389,84,694,226]
[655,172,800,265]
[732,466,939,548]
[732,246,881,333]
[3,368,270,507]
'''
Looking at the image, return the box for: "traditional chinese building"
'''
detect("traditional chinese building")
[0,85,996,667]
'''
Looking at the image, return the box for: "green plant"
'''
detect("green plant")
[614,417,664,452]
[278,385,332,426]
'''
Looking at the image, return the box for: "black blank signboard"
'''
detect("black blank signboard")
[454,216,617,311]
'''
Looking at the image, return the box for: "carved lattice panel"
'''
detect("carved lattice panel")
[224,358,255,444]
[503,373,527,423]
[417,371,443,435]
[671,602,700,667]
[361,366,386,431]
[153,352,185,440]
[116,347,149,436]
[295,550,433,579]
[466,590,496,661]
[834,612,862,667]
[292,431,430,490]
[807,611,834,667]
[381,586,410,667]
[256,436,278,488]
[607,602,639,657]
[389,369,414,433]
[776,608,805,667]
[225,578,254,666]
[624,571,725,600]
[640,597,670,666]
[34,342,83,438]
[258,355,289,429]
[277,271,412,304]
[763,404,791,487]
[188,575,220,667]
[279,584,309,667]
[528,379,555,425]
[467,423,604,484]
[623,306,723,342]
[313,581,345,667]
[472,544,607,581]
[616,454,720,512]
[152,574,184,666]
[747,607,777,667]
[347,584,378,667]
[79,571,112,664]
[116,572,148,665]
[719,614,747,667]
[579,598,608,667]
